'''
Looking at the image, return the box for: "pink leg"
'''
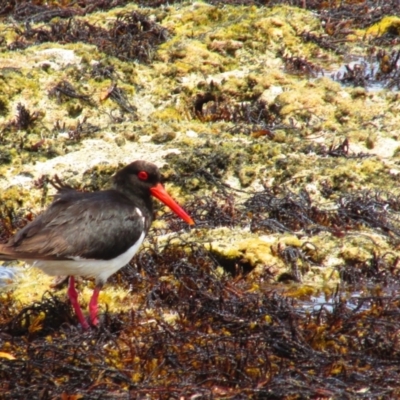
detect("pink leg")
[89,284,102,327]
[68,276,89,330]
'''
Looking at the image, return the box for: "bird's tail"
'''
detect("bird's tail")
[0,245,18,261]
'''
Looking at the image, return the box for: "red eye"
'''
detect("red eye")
[138,171,148,181]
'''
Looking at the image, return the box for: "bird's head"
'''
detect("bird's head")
[114,160,194,225]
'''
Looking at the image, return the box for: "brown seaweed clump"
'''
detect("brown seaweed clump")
[2,0,400,398]
[1,242,400,398]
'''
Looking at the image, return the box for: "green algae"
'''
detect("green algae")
[365,16,400,37]
[0,1,399,301]
[3,3,400,398]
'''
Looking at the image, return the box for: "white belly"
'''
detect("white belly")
[30,231,145,284]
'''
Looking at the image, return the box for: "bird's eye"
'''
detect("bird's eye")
[138,171,149,181]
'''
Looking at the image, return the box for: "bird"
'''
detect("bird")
[0,160,194,330]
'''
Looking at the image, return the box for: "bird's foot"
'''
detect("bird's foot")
[89,285,101,327]
[68,276,90,330]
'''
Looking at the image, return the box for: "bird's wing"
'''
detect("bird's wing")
[0,190,147,261]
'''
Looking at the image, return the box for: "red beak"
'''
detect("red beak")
[150,183,194,225]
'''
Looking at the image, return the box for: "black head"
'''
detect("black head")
[113,160,162,195]
[113,160,194,225]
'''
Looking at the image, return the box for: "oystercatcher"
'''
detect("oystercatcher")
[0,160,194,329]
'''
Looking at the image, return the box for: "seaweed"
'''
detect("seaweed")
[48,81,93,104]
[283,55,323,77]
[105,84,137,115]
[245,186,400,239]
[2,242,400,398]
[13,103,39,131]
[0,0,131,21]
[8,11,168,63]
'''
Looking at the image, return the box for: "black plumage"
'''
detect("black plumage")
[0,160,193,329]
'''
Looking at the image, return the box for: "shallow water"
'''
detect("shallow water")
[298,283,400,314]
[328,56,399,92]
[0,265,22,288]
